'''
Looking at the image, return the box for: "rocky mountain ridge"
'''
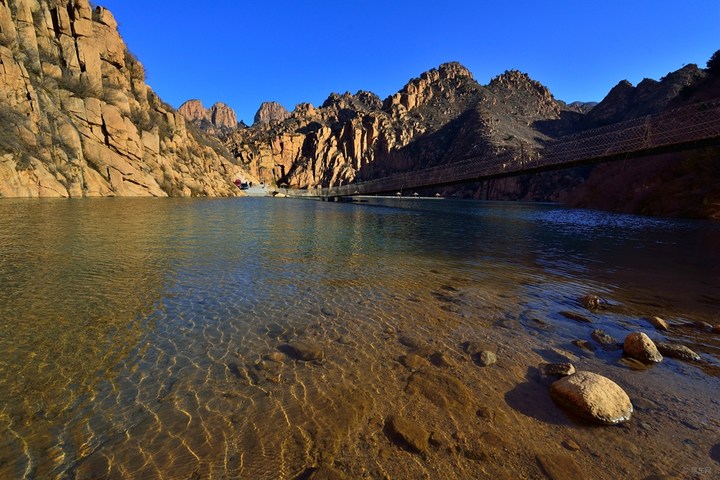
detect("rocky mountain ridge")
[178,99,240,135]
[0,0,249,198]
[222,62,576,188]
[211,54,718,218]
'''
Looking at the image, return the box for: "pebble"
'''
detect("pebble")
[655,342,701,362]
[550,371,633,425]
[623,332,663,364]
[385,415,430,454]
[539,362,576,378]
[475,350,497,367]
[461,340,494,356]
[561,439,581,452]
[561,311,592,323]
[591,329,621,350]
[646,316,669,331]
[580,294,602,311]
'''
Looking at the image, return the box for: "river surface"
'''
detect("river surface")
[0,197,718,480]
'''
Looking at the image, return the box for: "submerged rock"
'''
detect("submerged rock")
[385,415,430,454]
[550,371,633,425]
[406,369,472,410]
[580,294,602,311]
[400,353,430,370]
[561,311,592,323]
[656,342,701,362]
[279,340,324,361]
[303,464,350,480]
[623,332,663,364]
[537,453,589,480]
[591,329,621,350]
[646,316,670,331]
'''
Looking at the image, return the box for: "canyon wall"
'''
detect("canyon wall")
[0,0,248,198]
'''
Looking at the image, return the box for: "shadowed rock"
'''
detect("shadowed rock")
[279,341,324,361]
[656,342,701,362]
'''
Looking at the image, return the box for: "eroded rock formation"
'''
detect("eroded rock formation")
[225,62,574,188]
[253,101,290,126]
[0,0,249,198]
[178,99,238,135]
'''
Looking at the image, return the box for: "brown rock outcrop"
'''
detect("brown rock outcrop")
[253,101,290,126]
[179,99,238,133]
[0,0,250,198]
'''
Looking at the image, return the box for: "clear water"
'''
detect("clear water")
[0,197,718,479]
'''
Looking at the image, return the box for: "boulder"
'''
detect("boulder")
[655,342,700,362]
[623,332,663,364]
[550,371,633,425]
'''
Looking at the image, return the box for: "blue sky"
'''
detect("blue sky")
[98,0,719,124]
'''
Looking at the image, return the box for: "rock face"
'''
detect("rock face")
[0,0,249,198]
[623,332,663,364]
[253,101,290,126]
[550,371,633,425]
[216,53,720,219]
[178,99,238,134]
[226,62,574,190]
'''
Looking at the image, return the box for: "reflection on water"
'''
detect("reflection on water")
[0,198,718,479]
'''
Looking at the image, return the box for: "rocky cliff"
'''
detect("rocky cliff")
[225,63,575,188]
[178,99,239,135]
[0,0,248,198]
[253,101,290,126]
[220,54,719,218]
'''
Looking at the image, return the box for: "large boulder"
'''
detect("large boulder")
[623,332,663,364]
[550,371,633,425]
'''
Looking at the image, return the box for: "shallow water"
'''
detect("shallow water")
[0,197,718,479]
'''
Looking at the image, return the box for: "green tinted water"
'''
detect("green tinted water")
[0,198,718,479]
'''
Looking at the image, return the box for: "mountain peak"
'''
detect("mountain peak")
[254,101,290,126]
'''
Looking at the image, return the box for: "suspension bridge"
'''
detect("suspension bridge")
[299,98,720,199]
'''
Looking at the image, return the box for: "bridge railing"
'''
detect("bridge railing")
[314,99,720,197]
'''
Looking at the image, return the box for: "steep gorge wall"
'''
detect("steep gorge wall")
[0,0,247,198]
